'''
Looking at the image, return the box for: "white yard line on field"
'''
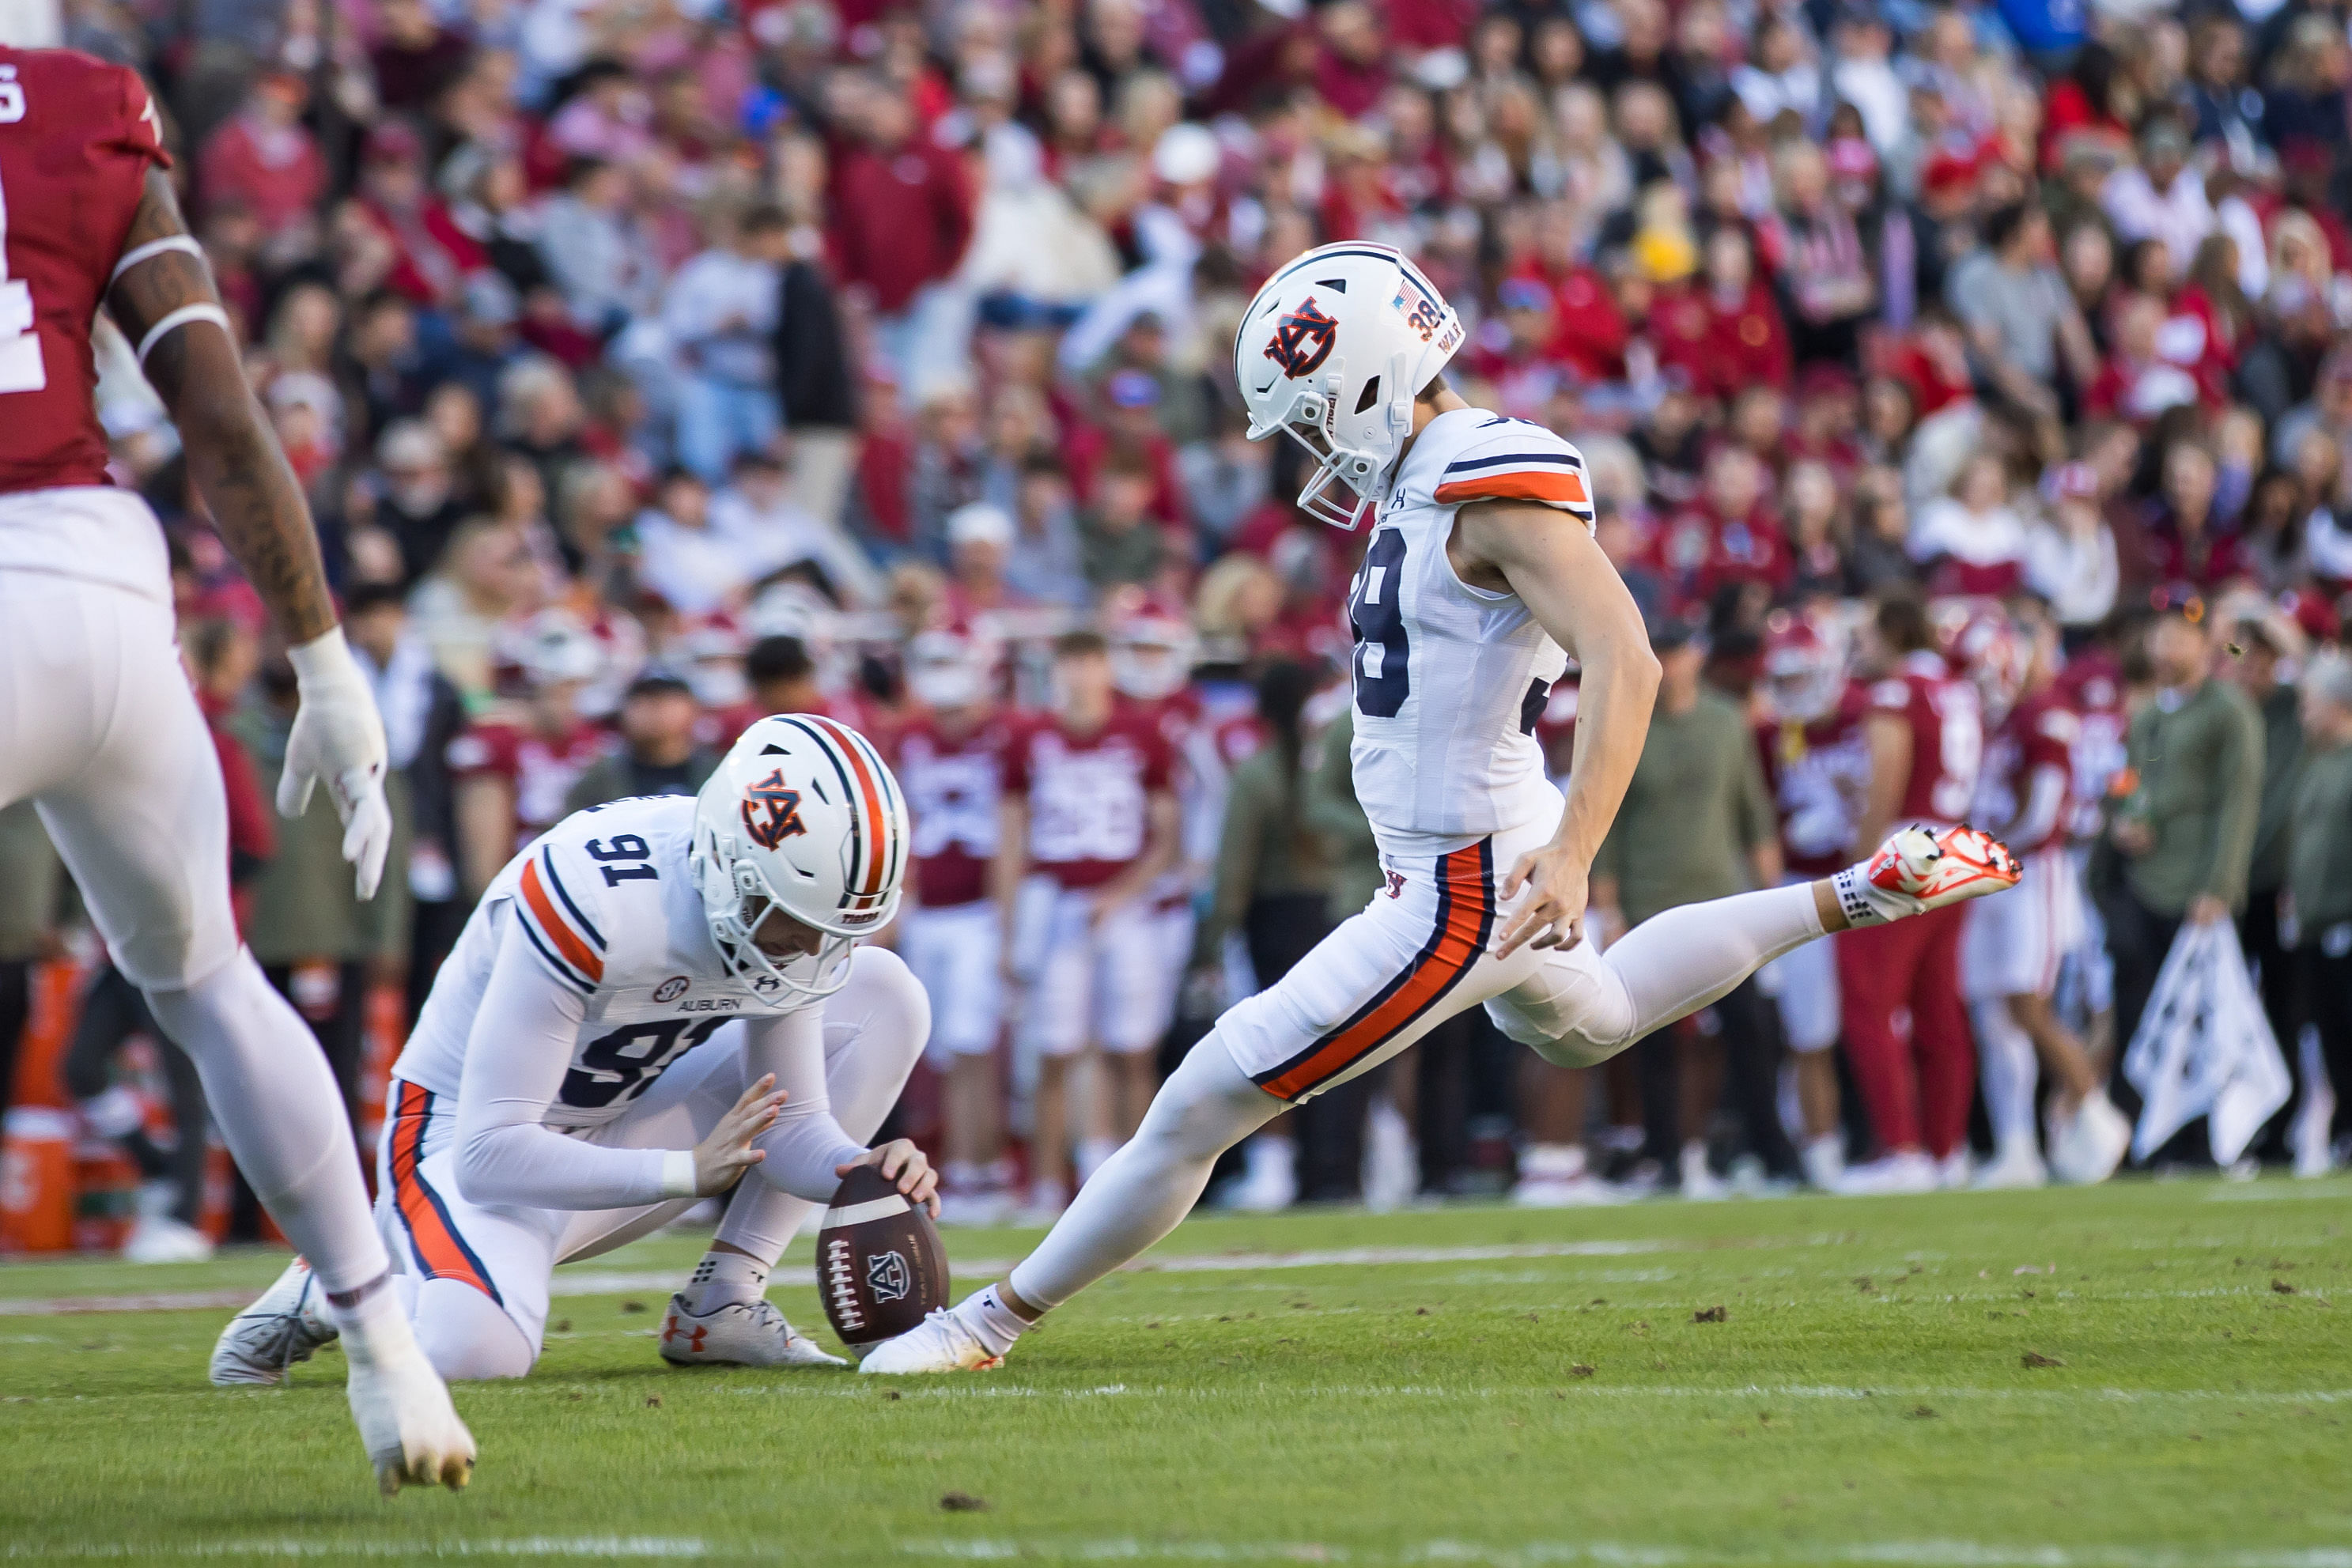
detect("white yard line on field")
[895,1540,2352,1567]
[0,1241,1670,1317]
[3,1540,706,1559]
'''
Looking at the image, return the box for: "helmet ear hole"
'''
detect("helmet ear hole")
[1354,375,1382,415]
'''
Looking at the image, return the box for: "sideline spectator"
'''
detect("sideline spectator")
[2287,654,2352,1173]
[565,671,720,811]
[1592,614,1793,1196]
[2103,603,2264,1110]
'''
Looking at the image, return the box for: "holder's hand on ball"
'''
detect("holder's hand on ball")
[838,1139,940,1217]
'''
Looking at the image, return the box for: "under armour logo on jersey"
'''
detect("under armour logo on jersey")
[739,769,809,849]
[1264,297,1338,378]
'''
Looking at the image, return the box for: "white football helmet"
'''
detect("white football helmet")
[501,610,605,692]
[904,629,997,711]
[689,714,909,1002]
[1235,241,1465,529]
[1761,609,1847,724]
[1107,602,1196,701]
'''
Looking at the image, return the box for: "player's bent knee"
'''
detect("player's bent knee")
[410,1279,536,1381]
[1138,1034,1281,1161]
[847,946,932,1067]
[1522,1030,1626,1071]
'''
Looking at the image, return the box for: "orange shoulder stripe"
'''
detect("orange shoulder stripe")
[1433,469,1591,508]
[520,857,603,984]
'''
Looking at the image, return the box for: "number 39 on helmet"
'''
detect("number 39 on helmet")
[1235,242,1465,531]
[690,715,909,1001]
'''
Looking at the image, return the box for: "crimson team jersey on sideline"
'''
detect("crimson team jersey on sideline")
[1755,682,1872,877]
[448,716,611,851]
[0,49,166,497]
[1007,710,1173,890]
[1865,649,1983,828]
[894,713,1014,908]
[2055,652,2127,842]
[1974,689,2079,857]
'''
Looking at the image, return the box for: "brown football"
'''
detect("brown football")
[815,1163,949,1348]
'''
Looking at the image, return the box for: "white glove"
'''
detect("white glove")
[282,625,394,901]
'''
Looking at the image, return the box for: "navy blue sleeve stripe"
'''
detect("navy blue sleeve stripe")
[516,911,595,995]
[539,846,606,950]
[1442,450,1582,474]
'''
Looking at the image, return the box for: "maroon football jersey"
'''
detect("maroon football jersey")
[1005,710,1174,890]
[2055,649,2127,842]
[1754,682,1871,877]
[448,716,609,850]
[0,49,169,496]
[1863,650,1983,829]
[1973,688,2078,857]
[894,712,1014,908]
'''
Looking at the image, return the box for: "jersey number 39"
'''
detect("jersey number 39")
[1348,529,1409,717]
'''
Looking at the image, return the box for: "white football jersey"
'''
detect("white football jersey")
[1345,408,1594,852]
[396,794,815,1129]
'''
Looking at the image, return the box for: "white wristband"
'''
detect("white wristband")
[660,1150,698,1200]
[286,624,361,691]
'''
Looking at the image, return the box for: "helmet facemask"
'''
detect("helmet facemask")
[691,822,860,1003]
[1257,348,1416,531]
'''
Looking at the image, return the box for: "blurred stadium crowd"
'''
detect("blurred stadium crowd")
[5,0,2352,1256]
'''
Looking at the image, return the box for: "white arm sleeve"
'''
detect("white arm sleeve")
[451,913,675,1211]
[740,1007,870,1203]
[2010,763,2070,851]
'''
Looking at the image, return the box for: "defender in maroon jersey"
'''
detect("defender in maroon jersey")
[1835,590,1986,1192]
[893,629,1019,1222]
[1960,603,2130,1187]
[0,48,470,1490]
[1753,610,1871,1188]
[996,630,1178,1220]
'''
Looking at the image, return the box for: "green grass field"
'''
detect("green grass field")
[3,1176,2350,1566]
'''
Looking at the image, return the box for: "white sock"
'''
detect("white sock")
[328,1270,418,1365]
[144,954,390,1294]
[955,1283,1034,1356]
[1518,1143,1586,1181]
[684,1250,770,1313]
[1970,997,2039,1152]
[1007,1038,1280,1312]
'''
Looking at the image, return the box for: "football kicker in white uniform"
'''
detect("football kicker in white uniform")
[212,715,938,1381]
[858,240,2029,1375]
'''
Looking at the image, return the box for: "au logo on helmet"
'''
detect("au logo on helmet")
[739,769,809,849]
[1264,296,1338,379]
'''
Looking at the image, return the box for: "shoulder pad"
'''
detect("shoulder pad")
[1428,419,1594,521]
[510,835,612,997]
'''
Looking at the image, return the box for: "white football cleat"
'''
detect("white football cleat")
[856,1308,1006,1374]
[125,1213,215,1264]
[210,1257,337,1385]
[1849,825,2022,923]
[2047,1091,2131,1185]
[1678,1142,1728,1201]
[1972,1139,2049,1190]
[657,1294,847,1368]
[342,1313,476,1495]
[1836,1150,1940,1196]
[1799,1134,1845,1192]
